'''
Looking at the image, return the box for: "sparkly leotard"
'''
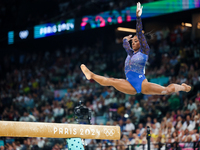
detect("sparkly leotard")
[123,17,150,93]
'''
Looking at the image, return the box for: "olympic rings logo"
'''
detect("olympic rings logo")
[103,128,115,136]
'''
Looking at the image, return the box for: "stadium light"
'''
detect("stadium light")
[117,27,144,33]
[184,23,192,27]
[182,22,192,27]
[197,22,200,29]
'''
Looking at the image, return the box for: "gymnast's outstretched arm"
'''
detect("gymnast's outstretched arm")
[136,3,150,55]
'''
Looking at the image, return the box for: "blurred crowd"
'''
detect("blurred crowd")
[0,0,157,31]
[0,11,200,150]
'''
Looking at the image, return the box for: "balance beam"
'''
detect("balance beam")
[0,121,120,140]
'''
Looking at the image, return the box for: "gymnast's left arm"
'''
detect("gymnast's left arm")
[136,2,150,55]
[123,35,134,56]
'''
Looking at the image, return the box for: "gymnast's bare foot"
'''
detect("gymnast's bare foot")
[181,83,191,92]
[80,64,93,80]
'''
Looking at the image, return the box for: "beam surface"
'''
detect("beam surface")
[0,121,120,140]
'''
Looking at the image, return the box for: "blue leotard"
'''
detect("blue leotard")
[123,17,150,93]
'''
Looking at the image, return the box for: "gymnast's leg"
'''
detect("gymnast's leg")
[141,79,191,95]
[80,64,137,95]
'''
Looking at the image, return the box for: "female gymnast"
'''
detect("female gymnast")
[80,2,191,95]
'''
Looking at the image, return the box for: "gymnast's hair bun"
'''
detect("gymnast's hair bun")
[144,32,154,40]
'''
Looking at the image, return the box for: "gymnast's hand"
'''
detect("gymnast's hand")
[136,2,143,17]
[123,35,132,41]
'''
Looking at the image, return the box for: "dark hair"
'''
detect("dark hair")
[144,31,155,41]
[133,30,155,41]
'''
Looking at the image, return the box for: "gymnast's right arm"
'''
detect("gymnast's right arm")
[123,35,133,56]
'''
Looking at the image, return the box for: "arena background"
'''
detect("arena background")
[0,0,200,149]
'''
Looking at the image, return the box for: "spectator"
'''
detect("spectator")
[187,99,197,112]
[182,115,194,131]
[168,93,180,110]
[53,104,64,122]
[45,113,55,123]
[184,136,194,149]
[147,117,152,124]
[195,92,200,102]
[153,118,160,129]
[19,112,36,122]
[171,132,177,143]
[125,119,135,132]
[133,103,142,123]
[37,138,45,149]
[151,124,159,135]
[118,119,125,132]
[138,123,145,135]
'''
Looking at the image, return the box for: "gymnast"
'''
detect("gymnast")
[81,2,191,95]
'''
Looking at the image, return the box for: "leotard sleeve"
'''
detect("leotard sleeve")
[123,38,133,56]
[136,17,150,55]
